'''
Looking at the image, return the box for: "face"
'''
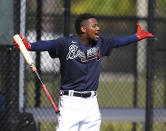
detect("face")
[82,18,100,41]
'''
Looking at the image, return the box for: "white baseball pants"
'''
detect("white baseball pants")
[56,95,101,131]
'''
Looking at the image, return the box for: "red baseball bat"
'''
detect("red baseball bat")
[32,66,60,114]
[13,34,60,114]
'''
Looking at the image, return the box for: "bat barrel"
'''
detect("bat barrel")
[13,34,34,65]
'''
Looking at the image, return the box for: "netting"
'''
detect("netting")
[0,0,166,130]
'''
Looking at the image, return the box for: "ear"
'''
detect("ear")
[81,26,86,33]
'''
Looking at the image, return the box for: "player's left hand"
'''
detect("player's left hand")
[136,23,155,40]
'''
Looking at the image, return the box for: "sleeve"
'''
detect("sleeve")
[30,37,65,58]
[112,34,138,48]
[101,35,138,57]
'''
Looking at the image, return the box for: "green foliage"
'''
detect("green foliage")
[71,0,137,16]
[156,0,166,17]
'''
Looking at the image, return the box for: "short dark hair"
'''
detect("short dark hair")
[75,13,96,34]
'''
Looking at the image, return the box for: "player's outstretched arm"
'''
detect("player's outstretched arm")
[13,34,55,51]
[13,34,31,51]
[136,23,155,40]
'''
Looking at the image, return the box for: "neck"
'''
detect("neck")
[78,35,89,46]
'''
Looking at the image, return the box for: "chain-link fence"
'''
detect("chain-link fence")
[0,0,166,131]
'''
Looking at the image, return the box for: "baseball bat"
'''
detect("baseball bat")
[13,34,60,114]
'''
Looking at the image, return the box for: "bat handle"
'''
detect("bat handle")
[41,84,60,114]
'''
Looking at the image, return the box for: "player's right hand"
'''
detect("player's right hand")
[13,34,31,50]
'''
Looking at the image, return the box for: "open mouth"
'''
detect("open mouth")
[95,33,99,36]
[95,33,99,39]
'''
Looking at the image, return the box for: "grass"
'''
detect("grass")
[39,122,144,131]
[39,122,166,131]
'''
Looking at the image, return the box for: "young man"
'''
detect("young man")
[14,13,154,131]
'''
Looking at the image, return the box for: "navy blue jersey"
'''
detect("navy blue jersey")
[31,35,138,91]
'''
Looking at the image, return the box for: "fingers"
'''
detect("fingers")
[136,23,141,34]
[13,34,24,50]
[13,39,18,46]
[136,23,155,39]
[149,34,155,37]
[19,34,28,44]
[13,39,20,50]
[144,32,155,38]
[144,31,155,37]
[136,23,140,27]
[19,34,23,39]
[13,39,16,44]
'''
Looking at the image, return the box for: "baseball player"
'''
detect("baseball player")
[13,13,154,131]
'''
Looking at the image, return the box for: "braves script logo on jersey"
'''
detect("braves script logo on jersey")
[66,44,100,62]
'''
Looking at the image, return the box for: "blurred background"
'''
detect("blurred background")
[0,0,166,131]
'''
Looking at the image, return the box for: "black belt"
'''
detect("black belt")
[60,90,97,98]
